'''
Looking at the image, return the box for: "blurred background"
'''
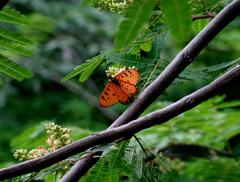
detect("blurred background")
[0,0,121,165]
[0,0,240,181]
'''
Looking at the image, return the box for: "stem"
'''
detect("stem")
[192,12,215,21]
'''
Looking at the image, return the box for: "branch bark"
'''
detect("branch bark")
[60,0,240,181]
[0,65,240,180]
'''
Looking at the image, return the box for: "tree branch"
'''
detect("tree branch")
[0,65,240,180]
[0,0,10,11]
[192,12,215,21]
[60,0,240,181]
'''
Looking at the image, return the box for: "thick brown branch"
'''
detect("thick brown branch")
[62,0,240,181]
[0,65,240,180]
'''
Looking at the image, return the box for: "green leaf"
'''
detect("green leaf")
[139,97,240,150]
[140,41,152,52]
[161,0,192,42]
[115,0,156,50]
[80,160,119,182]
[0,37,33,56]
[181,158,240,182]
[79,55,104,82]
[0,7,29,25]
[61,62,92,81]
[11,123,46,150]
[0,54,33,81]
[192,19,210,33]
[0,29,33,46]
[62,55,103,82]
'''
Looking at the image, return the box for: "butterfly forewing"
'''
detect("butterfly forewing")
[115,69,140,85]
[99,82,118,107]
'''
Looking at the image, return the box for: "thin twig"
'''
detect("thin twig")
[133,135,151,160]
[192,12,216,21]
[0,65,240,180]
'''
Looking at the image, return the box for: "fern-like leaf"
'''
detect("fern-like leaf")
[0,7,29,25]
[0,54,33,81]
[0,29,33,46]
[202,57,240,73]
[0,7,34,83]
[0,37,33,56]
[79,55,104,82]
[62,55,103,82]
[61,62,93,82]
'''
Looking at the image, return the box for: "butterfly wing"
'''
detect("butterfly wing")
[118,80,139,96]
[114,85,131,104]
[99,69,140,107]
[99,82,118,107]
[99,81,131,107]
[115,69,140,85]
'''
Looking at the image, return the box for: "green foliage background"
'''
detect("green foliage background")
[0,0,240,181]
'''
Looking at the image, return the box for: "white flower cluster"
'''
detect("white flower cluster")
[106,66,126,77]
[13,149,29,161]
[45,122,72,151]
[96,0,134,13]
[28,146,49,159]
[13,146,49,161]
[105,66,136,78]
[13,122,73,161]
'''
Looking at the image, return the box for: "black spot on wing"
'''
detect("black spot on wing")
[127,70,133,75]
[101,95,107,101]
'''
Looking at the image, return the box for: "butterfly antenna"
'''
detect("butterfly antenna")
[133,135,151,161]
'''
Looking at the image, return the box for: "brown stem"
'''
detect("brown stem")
[192,12,216,21]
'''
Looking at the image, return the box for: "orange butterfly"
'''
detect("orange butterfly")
[99,69,140,107]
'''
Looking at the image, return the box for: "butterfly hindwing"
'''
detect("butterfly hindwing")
[118,80,139,96]
[114,86,130,104]
[99,82,118,107]
[115,69,140,85]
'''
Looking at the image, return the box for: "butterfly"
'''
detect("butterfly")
[99,69,140,107]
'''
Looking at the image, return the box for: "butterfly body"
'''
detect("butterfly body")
[111,77,121,86]
[99,69,140,107]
